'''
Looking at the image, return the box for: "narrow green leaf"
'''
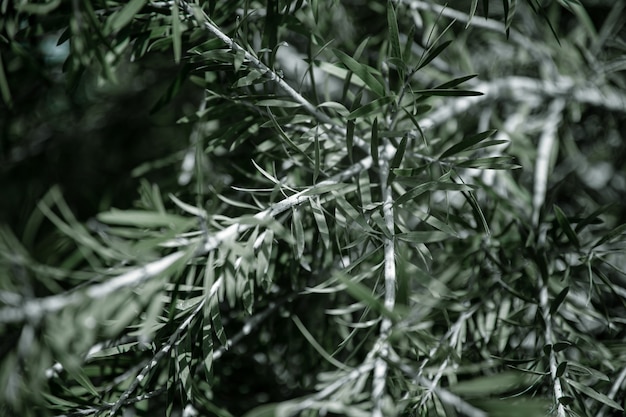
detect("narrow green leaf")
[171,1,182,63]
[466,0,479,28]
[97,210,189,229]
[56,356,99,397]
[70,368,100,397]
[403,25,416,63]
[395,181,475,206]
[553,341,572,352]
[550,286,570,315]
[390,134,408,170]
[317,61,369,91]
[457,156,521,170]
[265,109,313,163]
[574,204,612,233]
[371,118,379,165]
[333,49,385,97]
[0,54,12,108]
[358,171,373,208]
[353,36,370,61]
[482,0,489,16]
[592,223,626,248]
[302,183,350,197]
[140,291,166,342]
[556,361,567,377]
[202,319,214,376]
[347,96,394,120]
[256,229,273,289]
[109,0,146,32]
[241,403,281,417]
[411,209,459,237]
[178,332,193,400]
[256,98,301,107]
[464,188,490,235]
[236,69,265,87]
[310,198,330,250]
[441,130,498,160]
[470,139,509,150]
[292,207,305,258]
[417,40,452,70]
[335,272,400,322]
[396,231,450,243]
[554,205,580,247]
[170,194,207,218]
[449,372,524,397]
[313,127,320,183]
[435,74,478,89]
[415,88,483,97]
[292,315,351,371]
[502,0,510,32]
[234,49,245,72]
[387,1,402,60]
[16,0,62,14]
[567,362,610,381]
[210,298,227,346]
[558,396,574,405]
[567,378,624,411]
[388,134,408,185]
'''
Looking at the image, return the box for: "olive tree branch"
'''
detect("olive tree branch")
[370,141,398,417]
[539,283,567,417]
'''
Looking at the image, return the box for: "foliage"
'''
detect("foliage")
[1,0,626,416]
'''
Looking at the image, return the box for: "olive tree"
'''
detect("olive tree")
[1,1,626,416]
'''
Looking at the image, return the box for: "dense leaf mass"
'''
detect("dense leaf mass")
[1,1,625,416]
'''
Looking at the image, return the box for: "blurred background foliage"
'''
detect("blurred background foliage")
[1,0,626,416]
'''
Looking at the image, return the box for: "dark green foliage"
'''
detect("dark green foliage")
[1,1,626,417]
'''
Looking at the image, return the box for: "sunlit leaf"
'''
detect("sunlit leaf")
[417,40,452,70]
[567,378,624,411]
[333,49,385,97]
[347,96,395,120]
[441,130,497,159]
[109,0,146,33]
[97,210,190,229]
